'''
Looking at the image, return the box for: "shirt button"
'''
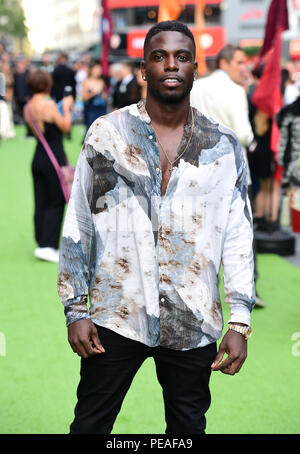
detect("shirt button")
[149,135,153,140]
[156,167,160,174]
[161,233,165,238]
[160,297,165,302]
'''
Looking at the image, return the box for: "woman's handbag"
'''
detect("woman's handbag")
[25,104,74,203]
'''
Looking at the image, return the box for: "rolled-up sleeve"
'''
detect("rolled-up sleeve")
[57,145,96,326]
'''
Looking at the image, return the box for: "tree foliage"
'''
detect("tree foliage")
[0,0,27,38]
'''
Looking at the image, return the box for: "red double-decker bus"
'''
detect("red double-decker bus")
[107,0,226,65]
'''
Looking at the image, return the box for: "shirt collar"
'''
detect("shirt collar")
[215,69,231,80]
[137,99,151,124]
[137,98,194,130]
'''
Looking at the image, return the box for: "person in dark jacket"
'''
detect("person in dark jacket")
[51,52,76,102]
[112,61,140,109]
[13,58,32,136]
[277,92,300,187]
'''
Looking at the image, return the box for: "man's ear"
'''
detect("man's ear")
[194,61,198,80]
[219,58,227,71]
[140,60,146,80]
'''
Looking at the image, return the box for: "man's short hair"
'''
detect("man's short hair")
[143,21,196,58]
[216,44,244,68]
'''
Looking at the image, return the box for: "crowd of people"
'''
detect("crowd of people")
[1,46,299,149]
[0,45,299,265]
[0,50,149,137]
[0,50,147,263]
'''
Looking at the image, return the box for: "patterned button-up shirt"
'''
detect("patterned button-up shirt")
[57,100,255,351]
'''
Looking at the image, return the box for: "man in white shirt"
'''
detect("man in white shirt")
[191,44,253,167]
[191,44,265,308]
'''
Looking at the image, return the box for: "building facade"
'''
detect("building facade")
[22,0,101,56]
[222,0,300,60]
[52,0,100,53]
[22,0,299,61]
[222,0,271,46]
[283,0,300,60]
[108,0,226,63]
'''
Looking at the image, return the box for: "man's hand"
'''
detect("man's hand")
[211,329,247,375]
[68,319,105,358]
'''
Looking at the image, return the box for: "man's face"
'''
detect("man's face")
[141,31,197,104]
[220,50,248,85]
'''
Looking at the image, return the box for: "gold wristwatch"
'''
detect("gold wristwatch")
[228,323,252,340]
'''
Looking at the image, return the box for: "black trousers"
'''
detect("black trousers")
[70,326,217,435]
[32,150,65,249]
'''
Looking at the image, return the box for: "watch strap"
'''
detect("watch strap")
[228,323,252,340]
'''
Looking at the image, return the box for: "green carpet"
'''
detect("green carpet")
[0,126,299,434]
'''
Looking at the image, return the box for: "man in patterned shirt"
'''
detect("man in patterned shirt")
[58,21,255,434]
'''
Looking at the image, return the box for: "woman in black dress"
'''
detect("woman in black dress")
[24,70,73,262]
[248,68,277,232]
